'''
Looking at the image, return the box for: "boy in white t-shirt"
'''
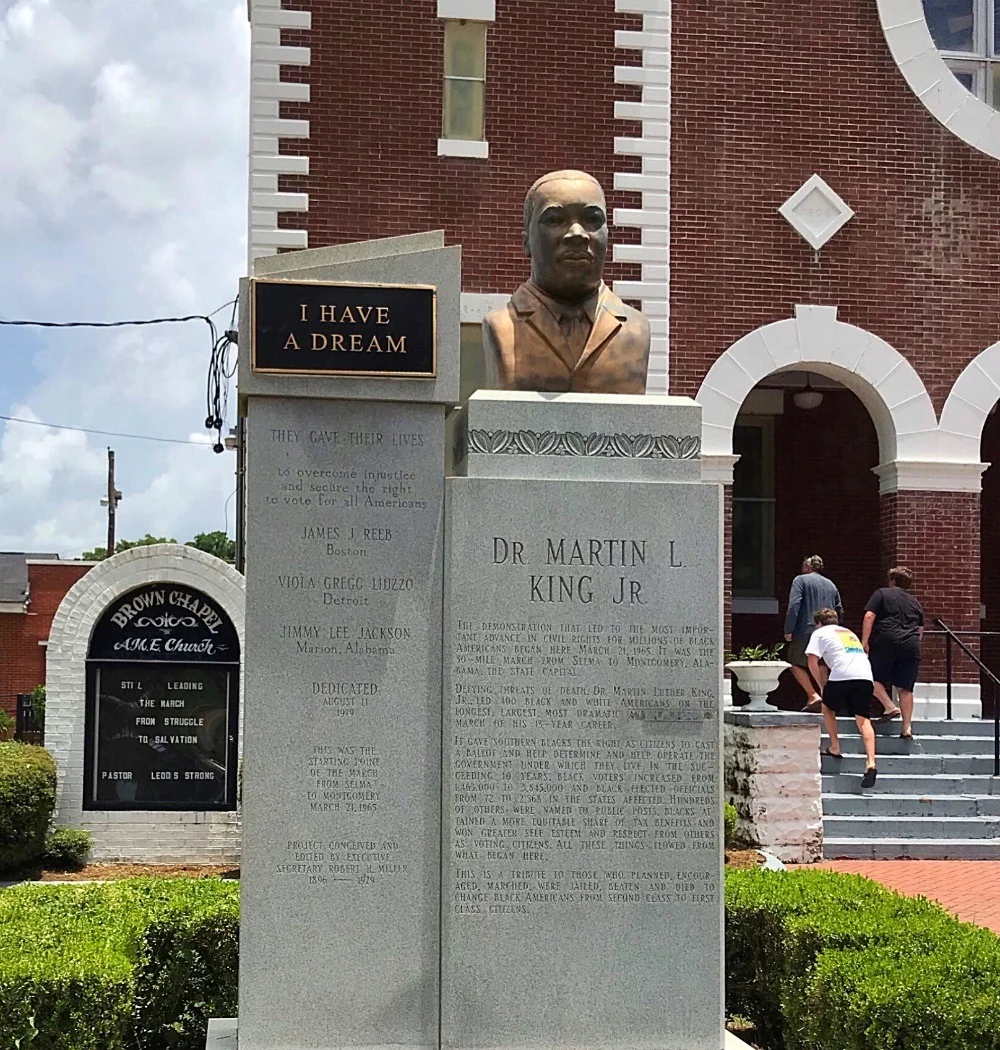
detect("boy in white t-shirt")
[805,607,878,788]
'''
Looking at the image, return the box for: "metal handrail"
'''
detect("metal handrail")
[934,619,1000,777]
[924,629,1000,637]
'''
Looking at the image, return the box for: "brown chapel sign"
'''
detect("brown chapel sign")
[251,277,437,378]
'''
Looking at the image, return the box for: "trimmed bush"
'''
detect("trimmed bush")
[0,741,56,871]
[130,880,239,1049]
[802,938,1000,1050]
[43,827,93,870]
[0,878,239,1050]
[723,801,738,849]
[726,868,1000,1050]
[0,883,135,1049]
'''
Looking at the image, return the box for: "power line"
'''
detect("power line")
[208,300,237,319]
[206,299,239,453]
[0,310,230,331]
[0,414,213,447]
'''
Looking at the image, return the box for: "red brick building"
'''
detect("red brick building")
[0,555,95,718]
[246,0,1000,710]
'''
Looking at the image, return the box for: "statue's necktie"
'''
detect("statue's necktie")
[559,309,589,365]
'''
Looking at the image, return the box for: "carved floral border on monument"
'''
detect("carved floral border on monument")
[467,429,701,459]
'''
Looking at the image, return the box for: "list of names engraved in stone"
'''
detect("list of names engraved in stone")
[246,399,441,893]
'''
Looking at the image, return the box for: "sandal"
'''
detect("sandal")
[899,732,914,740]
[804,698,823,713]
[875,707,901,724]
[822,747,843,759]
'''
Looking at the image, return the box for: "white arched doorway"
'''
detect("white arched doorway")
[699,306,937,709]
[700,305,986,717]
[697,304,938,473]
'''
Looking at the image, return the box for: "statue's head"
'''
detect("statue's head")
[523,170,608,302]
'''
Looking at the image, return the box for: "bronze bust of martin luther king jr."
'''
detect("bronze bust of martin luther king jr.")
[482,170,651,395]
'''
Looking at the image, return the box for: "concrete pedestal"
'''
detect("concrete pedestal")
[443,391,724,1050]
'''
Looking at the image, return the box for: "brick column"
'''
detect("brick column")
[878,489,981,683]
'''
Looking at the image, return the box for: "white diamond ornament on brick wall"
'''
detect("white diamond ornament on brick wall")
[778,174,854,250]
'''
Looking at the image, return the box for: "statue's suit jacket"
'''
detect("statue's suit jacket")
[482,283,651,394]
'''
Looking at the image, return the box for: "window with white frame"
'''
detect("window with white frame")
[923,0,1000,109]
[442,20,487,141]
[732,418,776,600]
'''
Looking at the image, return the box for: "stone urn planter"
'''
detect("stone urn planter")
[725,660,790,711]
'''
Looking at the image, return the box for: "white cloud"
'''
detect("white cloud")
[0,0,248,556]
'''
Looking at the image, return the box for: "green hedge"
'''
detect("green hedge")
[727,868,1000,1050]
[6,868,1000,1049]
[130,881,239,1049]
[0,879,238,1050]
[0,742,56,871]
[42,828,93,870]
[723,801,738,849]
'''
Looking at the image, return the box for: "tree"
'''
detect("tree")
[186,531,236,563]
[81,534,176,560]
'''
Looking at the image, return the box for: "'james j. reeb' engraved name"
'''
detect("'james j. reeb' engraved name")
[283,303,407,354]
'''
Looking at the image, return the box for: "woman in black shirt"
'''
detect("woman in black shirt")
[861,566,924,741]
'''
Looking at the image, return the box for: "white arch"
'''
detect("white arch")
[45,544,245,862]
[877,0,1000,162]
[940,339,1000,460]
[697,305,938,466]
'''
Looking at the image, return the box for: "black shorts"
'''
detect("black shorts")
[822,679,875,718]
[869,650,920,692]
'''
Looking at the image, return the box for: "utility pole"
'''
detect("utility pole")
[225,423,246,573]
[100,448,122,556]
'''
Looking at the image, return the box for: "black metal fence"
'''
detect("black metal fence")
[15,693,43,746]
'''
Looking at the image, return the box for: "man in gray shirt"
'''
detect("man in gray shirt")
[783,555,843,711]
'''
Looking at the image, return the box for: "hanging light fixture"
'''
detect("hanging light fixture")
[793,372,824,410]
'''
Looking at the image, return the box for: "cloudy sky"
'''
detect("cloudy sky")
[0,0,248,556]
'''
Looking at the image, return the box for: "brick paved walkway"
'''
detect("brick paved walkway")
[809,860,1000,934]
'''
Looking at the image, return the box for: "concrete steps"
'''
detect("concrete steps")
[821,719,1000,860]
[824,793,1000,817]
[822,773,997,795]
[825,815,1000,839]
[823,754,998,775]
[822,838,1000,860]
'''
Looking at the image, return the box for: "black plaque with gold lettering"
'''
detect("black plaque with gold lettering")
[82,584,240,811]
[251,278,437,377]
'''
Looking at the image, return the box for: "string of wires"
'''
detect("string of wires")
[205,298,239,453]
[0,299,239,453]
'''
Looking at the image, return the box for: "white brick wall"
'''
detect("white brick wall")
[46,545,245,864]
[613,0,670,394]
[725,719,823,864]
[248,0,312,266]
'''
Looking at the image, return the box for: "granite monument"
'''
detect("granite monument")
[215,232,460,1050]
[210,203,726,1050]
